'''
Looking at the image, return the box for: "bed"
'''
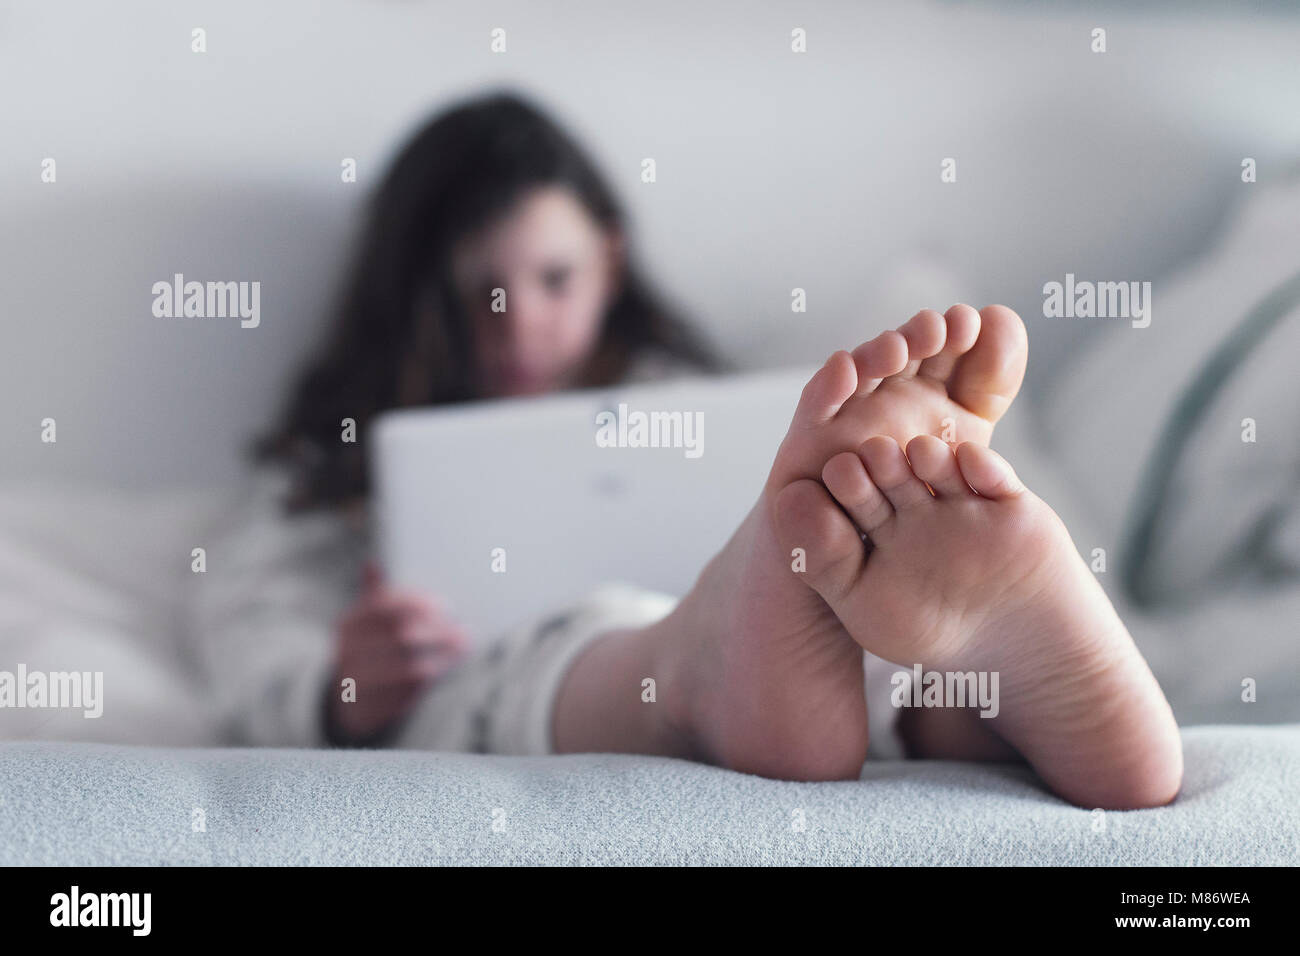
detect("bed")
[2,388,1298,866]
[2,727,1296,866]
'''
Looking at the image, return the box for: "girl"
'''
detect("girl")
[188,90,718,749]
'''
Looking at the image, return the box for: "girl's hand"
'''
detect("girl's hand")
[325,561,467,745]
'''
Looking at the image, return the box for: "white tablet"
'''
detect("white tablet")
[371,367,810,644]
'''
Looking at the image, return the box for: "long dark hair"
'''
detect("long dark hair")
[251,89,719,514]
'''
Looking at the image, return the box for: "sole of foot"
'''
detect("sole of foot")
[772,434,1183,809]
[655,305,1031,782]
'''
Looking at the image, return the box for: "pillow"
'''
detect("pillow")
[1037,171,1300,608]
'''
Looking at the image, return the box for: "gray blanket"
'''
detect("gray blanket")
[3,724,1296,866]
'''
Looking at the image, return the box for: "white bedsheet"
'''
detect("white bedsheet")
[0,482,227,745]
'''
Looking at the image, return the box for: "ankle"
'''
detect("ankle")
[644,600,709,762]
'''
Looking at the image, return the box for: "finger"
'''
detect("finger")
[362,560,384,593]
[389,590,447,621]
[341,633,465,674]
[355,591,444,629]
[335,655,437,689]
[402,651,462,681]
[395,620,468,651]
[360,651,461,688]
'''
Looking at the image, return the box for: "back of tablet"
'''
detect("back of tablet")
[372,368,809,644]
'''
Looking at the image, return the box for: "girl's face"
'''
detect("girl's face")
[452,185,622,397]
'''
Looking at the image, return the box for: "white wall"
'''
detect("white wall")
[4,0,1299,488]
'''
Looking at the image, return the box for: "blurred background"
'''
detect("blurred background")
[2,1,1299,746]
[5,0,1300,489]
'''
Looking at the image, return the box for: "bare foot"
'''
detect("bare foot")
[772,435,1183,808]
[651,306,1028,781]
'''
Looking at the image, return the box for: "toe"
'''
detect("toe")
[858,436,933,510]
[905,435,970,497]
[823,451,893,538]
[917,303,981,383]
[849,330,909,395]
[955,442,1024,499]
[792,350,858,428]
[896,309,947,376]
[772,479,867,601]
[948,304,1028,424]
